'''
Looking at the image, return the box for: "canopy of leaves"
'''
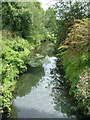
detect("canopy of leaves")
[2,2,46,45]
[52,0,89,47]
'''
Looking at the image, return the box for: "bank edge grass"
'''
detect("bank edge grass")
[58,18,90,115]
[0,31,32,116]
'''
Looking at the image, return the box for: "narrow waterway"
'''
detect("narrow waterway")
[10,43,78,119]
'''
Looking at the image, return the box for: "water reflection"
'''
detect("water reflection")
[49,60,89,120]
[13,67,45,97]
[11,56,68,118]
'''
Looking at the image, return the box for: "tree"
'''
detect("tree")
[54,0,88,22]
[45,8,57,32]
[53,0,88,48]
[2,2,46,45]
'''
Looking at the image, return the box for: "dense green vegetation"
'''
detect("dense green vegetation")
[1,2,47,117]
[57,18,89,115]
[1,0,90,118]
[52,0,89,116]
[2,2,46,44]
[1,31,30,115]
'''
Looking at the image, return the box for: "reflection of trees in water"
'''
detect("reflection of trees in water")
[10,67,45,118]
[13,66,45,97]
[52,87,77,118]
[10,105,18,118]
[49,60,89,120]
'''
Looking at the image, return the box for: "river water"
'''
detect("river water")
[10,43,78,119]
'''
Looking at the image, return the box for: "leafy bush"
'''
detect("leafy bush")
[1,31,31,116]
[57,18,89,115]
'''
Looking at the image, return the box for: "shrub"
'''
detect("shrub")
[1,31,31,116]
[57,18,89,115]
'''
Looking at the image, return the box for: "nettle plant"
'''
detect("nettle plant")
[75,67,90,106]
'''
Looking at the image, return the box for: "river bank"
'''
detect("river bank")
[57,18,90,117]
[1,30,43,118]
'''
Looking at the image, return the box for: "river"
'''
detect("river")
[10,43,80,119]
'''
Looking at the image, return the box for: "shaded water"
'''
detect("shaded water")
[11,43,78,119]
